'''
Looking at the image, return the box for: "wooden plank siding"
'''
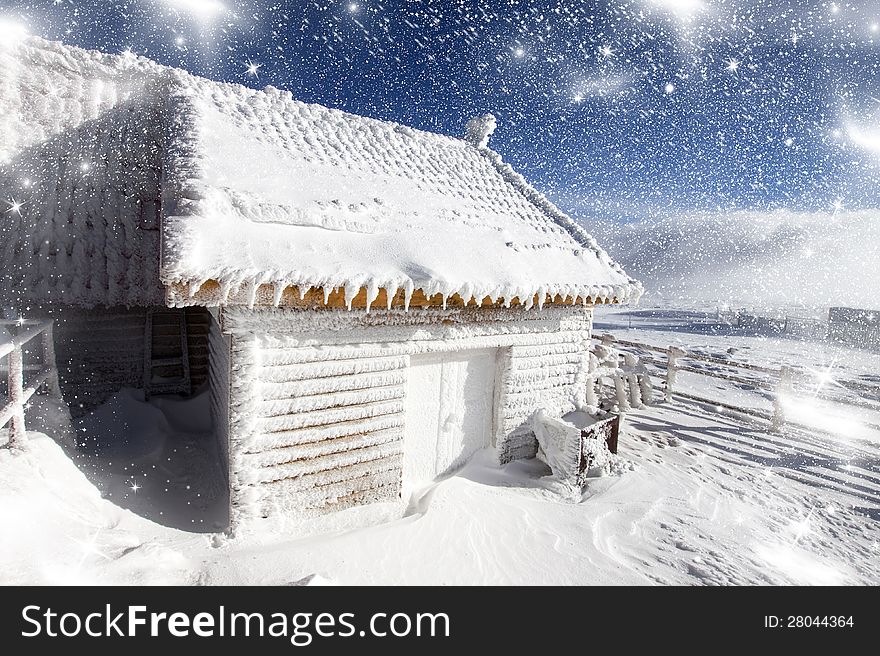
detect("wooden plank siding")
[208,310,232,493]
[228,337,407,519]
[49,307,148,414]
[222,305,594,522]
[29,306,211,415]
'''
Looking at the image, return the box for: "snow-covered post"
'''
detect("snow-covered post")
[772,366,793,431]
[638,357,654,405]
[613,370,631,412]
[585,352,599,408]
[8,346,26,447]
[665,346,683,402]
[41,321,62,399]
[624,353,643,408]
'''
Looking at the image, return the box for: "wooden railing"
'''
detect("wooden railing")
[594,333,880,433]
[0,319,61,448]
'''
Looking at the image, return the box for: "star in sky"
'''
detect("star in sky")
[1,0,878,221]
[245,60,261,79]
[5,198,24,216]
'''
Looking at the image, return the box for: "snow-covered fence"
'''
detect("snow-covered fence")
[586,339,653,412]
[596,334,789,428]
[0,320,61,448]
[594,333,880,437]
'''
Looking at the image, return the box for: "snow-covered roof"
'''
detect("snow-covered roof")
[1,38,641,310]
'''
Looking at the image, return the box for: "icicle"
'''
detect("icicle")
[459,282,473,307]
[365,281,379,313]
[537,286,546,310]
[272,282,285,307]
[187,279,202,299]
[323,286,332,305]
[219,279,233,306]
[246,279,258,309]
[403,280,414,311]
[298,285,309,301]
[344,282,359,311]
[385,282,399,310]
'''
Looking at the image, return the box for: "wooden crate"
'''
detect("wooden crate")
[573,414,620,486]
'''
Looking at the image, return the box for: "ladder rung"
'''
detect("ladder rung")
[149,381,190,394]
[151,357,185,367]
[144,309,192,400]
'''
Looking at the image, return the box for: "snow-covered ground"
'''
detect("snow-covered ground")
[1,309,878,585]
[594,307,880,441]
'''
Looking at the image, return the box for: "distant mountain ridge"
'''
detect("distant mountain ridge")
[589,209,880,312]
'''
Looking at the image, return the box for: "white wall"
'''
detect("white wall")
[220,305,593,524]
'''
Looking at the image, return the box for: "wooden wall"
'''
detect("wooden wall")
[208,309,231,492]
[35,306,211,415]
[496,334,593,464]
[51,307,148,414]
[220,305,593,522]
[186,307,211,390]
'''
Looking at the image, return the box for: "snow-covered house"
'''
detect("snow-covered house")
[1,39,640,523]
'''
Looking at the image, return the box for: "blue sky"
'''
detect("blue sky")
[3,0,879,221]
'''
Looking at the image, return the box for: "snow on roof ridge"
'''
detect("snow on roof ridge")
[468,130,643,303]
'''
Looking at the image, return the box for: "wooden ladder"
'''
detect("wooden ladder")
[143,309,191,400]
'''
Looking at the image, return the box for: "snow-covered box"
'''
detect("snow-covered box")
[0,38,641,525]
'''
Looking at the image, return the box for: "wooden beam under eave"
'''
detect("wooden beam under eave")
[166,280,612,309]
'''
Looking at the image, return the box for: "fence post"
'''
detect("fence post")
[613,371,631,412]
[586,352,599,408]
[8,345,26,447]
[638,357,654,405]
[665,346,682,402]
[41,320,62,399]
[772,366,792,431]
[624,353,643,408]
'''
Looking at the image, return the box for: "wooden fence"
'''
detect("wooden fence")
[0,319,62,448]
[595,333,880,433]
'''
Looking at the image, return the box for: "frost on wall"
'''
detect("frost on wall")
[0,38,166,309]
[221,305,593,523]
